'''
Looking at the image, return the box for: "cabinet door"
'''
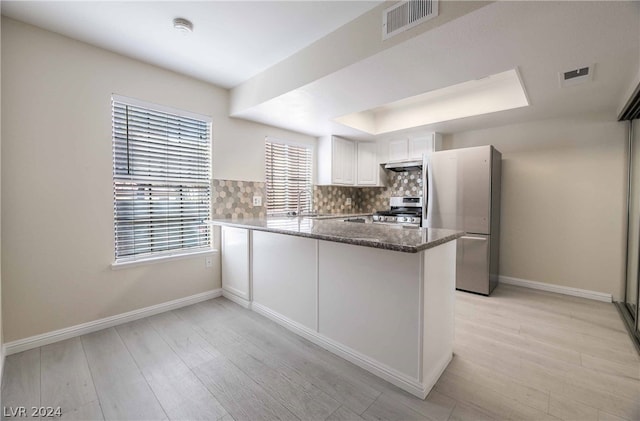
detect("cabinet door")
[409,137,430,160]
[342,138,355,185]
[356,141,378,186]
[221,226,250,300]
[332,137,354,185]
[331,137,344,183]
[388,139,408,162]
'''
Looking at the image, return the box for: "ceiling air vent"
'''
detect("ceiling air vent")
[558,65,594,88]
[383,0,439,40]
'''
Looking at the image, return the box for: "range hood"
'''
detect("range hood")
[384,160,423,172]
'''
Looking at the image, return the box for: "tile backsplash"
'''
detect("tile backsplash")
[386,170,423,197]
[313,185,361,214]
[314,170,423,214]
[212,170,423,219]
[212,179,266,219]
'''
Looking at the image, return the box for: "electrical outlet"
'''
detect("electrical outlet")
[346,197,352,206]
[253,196,262,207]
[205,256,213,268]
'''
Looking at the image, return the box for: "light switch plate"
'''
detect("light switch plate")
[253,196,262,207]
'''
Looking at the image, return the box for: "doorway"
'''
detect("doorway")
[619,118,640,351]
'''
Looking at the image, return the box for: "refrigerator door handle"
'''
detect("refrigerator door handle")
[460,236,487,241]
[423,154,434,227]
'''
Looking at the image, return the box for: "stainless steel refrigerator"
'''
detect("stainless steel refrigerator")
[422,145,502,295]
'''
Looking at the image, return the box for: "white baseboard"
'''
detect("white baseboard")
[420,352,452,398]
[251,302,431,399]
[5,289,223,355]
[499,276,612,303]
[222,291,252,309]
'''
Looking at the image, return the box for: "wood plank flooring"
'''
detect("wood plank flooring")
[2,284,639,421]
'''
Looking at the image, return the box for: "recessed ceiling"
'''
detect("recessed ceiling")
[335,69,530,135]
[231,1,640,139]
[0,0,382,89]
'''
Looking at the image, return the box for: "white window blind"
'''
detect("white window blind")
[265,139,313,215]
[112,96,212,261]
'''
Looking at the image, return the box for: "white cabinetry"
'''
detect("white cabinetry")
[318,241,422,377]
[318,136,385,186]
[215,221,457,399]
[389,139,409,162]
[221,226,251,303]
[335,136,355,185]
[318,135,354,185]
[387,133,443,162]
[356,141,385,186]
[252,231,317,330]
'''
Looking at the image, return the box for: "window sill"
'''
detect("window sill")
[111,248,219,270]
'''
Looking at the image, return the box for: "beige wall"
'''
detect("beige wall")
[1,17,315,342]
[444,114,628,299]
[0,14,4,362]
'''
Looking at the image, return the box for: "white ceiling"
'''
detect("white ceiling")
[2,1,639,138]
[1,0,382,89]
[233,1,640,139]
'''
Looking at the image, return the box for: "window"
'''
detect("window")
[265,138,313,215]
[112,95,212,262]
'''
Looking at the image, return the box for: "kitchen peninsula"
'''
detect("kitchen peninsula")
[212,217,463,398]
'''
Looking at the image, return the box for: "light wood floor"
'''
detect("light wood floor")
[2,284,639,421]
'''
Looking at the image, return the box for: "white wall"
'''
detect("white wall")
[444,114,627,299]
[1,17,315,342]
[230,1,489,114]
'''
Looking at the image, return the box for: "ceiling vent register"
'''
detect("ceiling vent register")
[383,0,439,40]
[558,65,593,88]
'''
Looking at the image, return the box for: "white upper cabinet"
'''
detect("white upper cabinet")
[409,136,430,160]
[387,133,443,162]
[318,136,385,187]
[339,137,355,185]
[356,141,381,186]
[318,135,355,185]
[389,139,409,162]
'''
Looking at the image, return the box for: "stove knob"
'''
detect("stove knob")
[385,216,393,222]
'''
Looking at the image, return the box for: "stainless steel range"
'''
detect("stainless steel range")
[372,196,422,227]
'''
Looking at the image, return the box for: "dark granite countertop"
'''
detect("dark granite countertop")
[211,217,463,253]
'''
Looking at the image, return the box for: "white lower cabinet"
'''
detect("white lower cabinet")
[252,231,317,330]
[318,241,422,378]
[221,226,251,301]
[217,223,456,399]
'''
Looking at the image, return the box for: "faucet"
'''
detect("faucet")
[297,188,312,216]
